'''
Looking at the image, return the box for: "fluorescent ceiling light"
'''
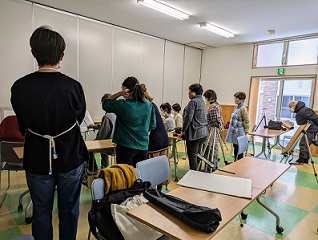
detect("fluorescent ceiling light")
[137,0,189,20]
[200,22,234,38]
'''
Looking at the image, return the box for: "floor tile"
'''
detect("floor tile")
[3,142,318,240]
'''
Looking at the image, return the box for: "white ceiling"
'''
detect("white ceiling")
[29,0,318,49]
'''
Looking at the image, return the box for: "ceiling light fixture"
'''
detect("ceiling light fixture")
[199,22,234,38]
[137,0,190,20]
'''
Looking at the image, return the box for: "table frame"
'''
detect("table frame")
[127,157,290,240]
[248,128,288,158]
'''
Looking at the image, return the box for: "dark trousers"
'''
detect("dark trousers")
[233,144,243,160]
[116,144,148,167]
[88,152,110,171]
[186,137,206,170]
[299,131,317,163]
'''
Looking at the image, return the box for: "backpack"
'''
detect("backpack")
[88,179,151,240]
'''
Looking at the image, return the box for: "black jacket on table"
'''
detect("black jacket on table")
[11,72,89,175]
[294,101,318,133]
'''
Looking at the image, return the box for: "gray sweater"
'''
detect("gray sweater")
[182,95,208,141]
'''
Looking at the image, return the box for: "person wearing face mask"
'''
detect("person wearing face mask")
[160,102,175,132]
[288,101,318,165]
[11,25,88,240]
[101,76,156,167]
[225,91,250,160]
[178,83,208,170]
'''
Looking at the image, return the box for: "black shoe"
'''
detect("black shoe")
[295,158,308,164]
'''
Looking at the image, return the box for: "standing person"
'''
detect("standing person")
[172,103,183,133]
[11,26,88,240]
[226,91,250,160]
[178,83,208,170]
[102,77,156,167]
[203,89,224,169]
[141,84,169,158]
[160,102,176,132]
[288,101,318,165]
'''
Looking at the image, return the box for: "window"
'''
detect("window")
[253,35,318,68]
[255,43,284,67]
[287,38,318,65]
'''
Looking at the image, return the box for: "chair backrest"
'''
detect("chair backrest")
[11,234,34,240]
[237,135,249,159]
[0,141,24,167]
[0,115,24,142]
[136,155,170,187]
[91,178,105,200]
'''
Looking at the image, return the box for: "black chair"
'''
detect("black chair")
[0,141,24,207]
[0,141,32,223]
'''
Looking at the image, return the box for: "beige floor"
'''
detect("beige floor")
[1,142,318,240]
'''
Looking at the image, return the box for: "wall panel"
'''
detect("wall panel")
[162,41,184,105]
[0,0,33,107]
[79,18,113,118]
[113,28,141,91]
[182,47,202,109]
[140,35,165,106]
[34,4,78,79]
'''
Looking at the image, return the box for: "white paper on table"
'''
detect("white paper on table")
[177,170,252,199]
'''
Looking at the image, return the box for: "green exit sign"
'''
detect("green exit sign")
[278,68,285,75]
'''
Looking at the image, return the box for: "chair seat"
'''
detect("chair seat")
[3,163,23,171]
[11,234,34,240]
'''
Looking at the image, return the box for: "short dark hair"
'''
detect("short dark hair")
[122,76,145,103]
[30,25,66,66]
[234,91,246,101]
[189,83,203,95]
[172,103,181,112]
[160,103,172,114]
[203,89,217,101]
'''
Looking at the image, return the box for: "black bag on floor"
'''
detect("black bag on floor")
[88,179,151,240]
[144,188,222,233]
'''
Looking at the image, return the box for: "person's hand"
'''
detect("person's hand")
[120,88,130,99]
[177,132,185,141]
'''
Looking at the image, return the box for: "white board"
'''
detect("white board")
[177,170,252,199]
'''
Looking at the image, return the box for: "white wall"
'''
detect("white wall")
[0,0,202,120]
[201,44,253,105]
[201,44,318,109]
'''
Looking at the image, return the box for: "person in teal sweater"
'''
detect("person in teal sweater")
[102,76,156,167]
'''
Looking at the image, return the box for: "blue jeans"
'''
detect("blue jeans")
[26,163,84,240]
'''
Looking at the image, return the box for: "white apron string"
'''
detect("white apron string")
[28,122,78,175]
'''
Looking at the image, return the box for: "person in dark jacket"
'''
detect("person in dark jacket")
[178,83,208,170]
[11,26,88,240]
[288,101,318,164]
[141,84,169,158]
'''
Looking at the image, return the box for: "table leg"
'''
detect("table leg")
[255,137,269,158]
[256,196,284,234]
[172,138,178,181]
[270,136,284,150]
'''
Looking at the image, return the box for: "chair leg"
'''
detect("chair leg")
[25,200,33,224]
[87,229,91,240]
[0,170,10,208]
